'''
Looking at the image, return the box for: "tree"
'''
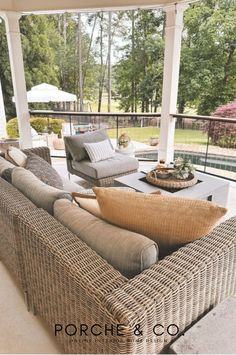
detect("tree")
[114,9,164,112]
[178,0,236,115]
[20,15,60,89]
[56,13,98,108]
[0,20,14,117]
[201,101,236,148]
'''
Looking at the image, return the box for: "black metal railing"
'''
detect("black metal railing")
[30,110,236,181]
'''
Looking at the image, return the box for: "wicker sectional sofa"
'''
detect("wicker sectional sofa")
[0,146,235,354]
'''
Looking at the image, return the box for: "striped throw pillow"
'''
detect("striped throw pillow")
[84,139,115,163]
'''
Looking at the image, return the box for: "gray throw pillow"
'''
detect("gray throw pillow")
[25,153,63,189]
[64,129,113,162]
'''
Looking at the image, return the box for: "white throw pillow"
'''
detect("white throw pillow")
[84,139,115,163]
[7,147,27,167]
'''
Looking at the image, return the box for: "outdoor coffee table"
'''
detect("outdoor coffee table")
[114,171,230,207]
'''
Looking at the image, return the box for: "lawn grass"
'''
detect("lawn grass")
[107,127,207,145]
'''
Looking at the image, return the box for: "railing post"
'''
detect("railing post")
[116,116,119,145]
[69,115,72,136]
[204,120,211,172]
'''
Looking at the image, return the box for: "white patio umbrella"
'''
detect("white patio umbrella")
[12,83,77,103]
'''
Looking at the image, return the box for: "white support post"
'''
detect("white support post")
[158,3,188,163]
[0,78,7,138]
[1,12,32,148]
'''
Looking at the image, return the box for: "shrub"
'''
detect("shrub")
[6,118,19,138]
[201,101,236,148]
[30,117,50,133]
[48,118,64,137]
[6,117,64,138]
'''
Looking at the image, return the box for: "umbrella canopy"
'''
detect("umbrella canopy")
[13,83,77,103]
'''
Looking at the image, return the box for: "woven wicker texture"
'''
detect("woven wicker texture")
[17,205,236,354]
[17,208,127,353]
[0,147,50,289]
[22,146,52,165]
[0,178,37,289]
[146,172,197,189]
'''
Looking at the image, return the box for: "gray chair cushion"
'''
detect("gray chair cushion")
[25,153,63,189]
[54,199,158,279]
[0,156,15,176]
[61,176,84,193]
[72,153,139,179]
[64,129,113,162]
[12,167,72,215]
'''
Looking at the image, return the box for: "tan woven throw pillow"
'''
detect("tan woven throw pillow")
[93,187,227,255]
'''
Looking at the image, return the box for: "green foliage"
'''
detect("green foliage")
[30,117,50,133]
[201,101,236,148]
[6,117,64,138]
[48,118,64,137]
[1,4,236,118]
[178,0,236,115]
[6,118,19,138]
[21,15,60,89]
[114,10,164,112]
[0,22,15,117]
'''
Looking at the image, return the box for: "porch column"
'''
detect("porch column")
[0,79,7,137]
[158,3,188,162]
[1,12,32,148]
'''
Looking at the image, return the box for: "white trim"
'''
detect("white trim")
[2,11,32,148]
[158,3,188,162]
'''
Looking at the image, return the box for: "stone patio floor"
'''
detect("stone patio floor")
[0,158,235,354]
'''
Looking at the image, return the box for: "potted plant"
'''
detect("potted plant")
[172,157,195,180]
[118,132,130,149]
[149,136,159,146]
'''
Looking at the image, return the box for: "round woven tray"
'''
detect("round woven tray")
[146,172,197,189]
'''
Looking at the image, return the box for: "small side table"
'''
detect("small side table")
[115,144,135,158]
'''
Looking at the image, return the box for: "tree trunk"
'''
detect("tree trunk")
[98,12,104,112]
[77,14,84,112]
[107,12,112,112]
[62,14,67,89]
[83,14,97,86]
[131,10,135,112]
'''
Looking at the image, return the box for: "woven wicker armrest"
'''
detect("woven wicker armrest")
[21,146,52,165]
[17,207,128,353]
[102,216,236,353]
[16,206,236,354]
[0,178,37,290]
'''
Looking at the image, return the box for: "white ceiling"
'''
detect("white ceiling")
[0,0,186,13]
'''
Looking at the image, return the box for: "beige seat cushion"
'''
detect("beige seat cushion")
[61,176,84,193]
[93,187,227,256]
[12,167,72,214]
[72,193,102,219]
[54,199,158,279]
